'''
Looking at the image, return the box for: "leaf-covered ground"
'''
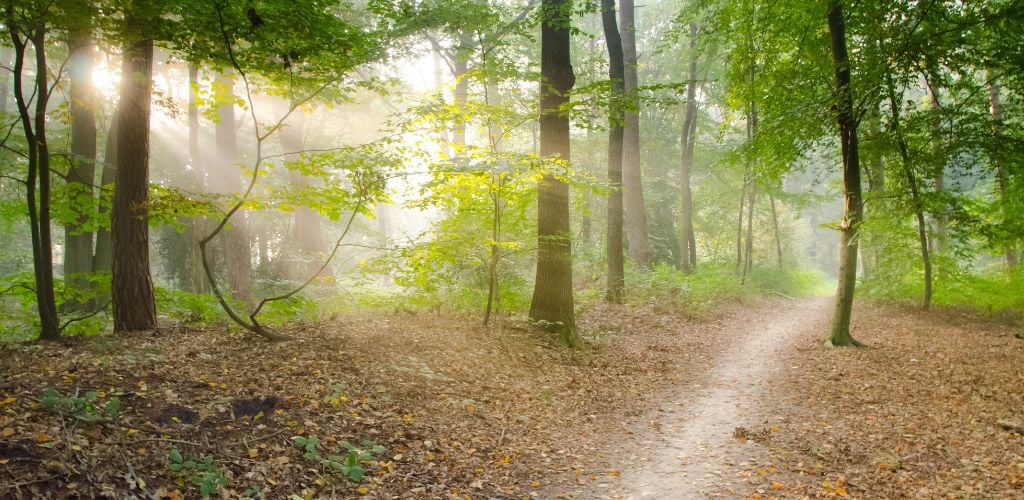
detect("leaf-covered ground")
[0,297,763,498]
[1,298,1021,499]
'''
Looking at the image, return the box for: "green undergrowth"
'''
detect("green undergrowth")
[583,262,834,317]
[861,267,1024,317]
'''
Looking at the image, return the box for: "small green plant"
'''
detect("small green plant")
[39,388,120,421]
[168,448,229,498]
[292,435,385,482]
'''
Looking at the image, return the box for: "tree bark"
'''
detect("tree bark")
[619,0,653,269]
[10,26,60,340]
[111,24,157,332]
[679,22,698,275]
[213,71,253,304]
[602,0,625,303]
[530,0,577,345]
[826,1,863,347]
[988,76,1017,269]
[186,63,208,294]
[93,115,117,274]
[64,28,98,310]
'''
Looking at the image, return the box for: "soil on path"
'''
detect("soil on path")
[560,297,833,499]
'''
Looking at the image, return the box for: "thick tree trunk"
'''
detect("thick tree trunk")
[679,22,698,276]
[111,29,157,332]
[619,0,653,269]
[530,0,577,345]
[988,77,1017,269]
[885,78,932,310]
[10,29,60,340]
[602,0,625,303]
[64,30,98,310]
[214,72,253,304]
[826,1,863,347]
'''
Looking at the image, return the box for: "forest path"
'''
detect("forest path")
[577,296,833,499]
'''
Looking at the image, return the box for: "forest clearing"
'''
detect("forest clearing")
[2,0,1023,497]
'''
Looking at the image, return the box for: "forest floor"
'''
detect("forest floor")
[0,296,1022,499]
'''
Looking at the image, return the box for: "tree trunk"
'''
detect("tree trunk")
[769,194,782,268]
[602,0,625,303]
[679,22,698,276]
[530,0,577,345]
[619,0,653,269]
[926,85,948,256]
[186,63,208,294]
[10,28,60,340]
[735,172,747,273]
[743,182,756,279]
[280,106,327,281]
[862,110,884,277]
[826,1,864,347]
[111,25,157,332]
[63,29,99,310]
[214,71,253,304]
[93,115,117,274]
[988,76,1017,269]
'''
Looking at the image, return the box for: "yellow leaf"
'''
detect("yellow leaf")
[402,414,414,423]
[138,447,147,455]
[770,426,781,432]
[248,449,259,458]
[771,482,784,489]
[356,487,369,494]
[1,427,14,437]
[33,432,50,443]
[0,396,16,405]
[71,445,82,451]
[530,481,541,488]
[835,487,848,497]
[126,428,139,436]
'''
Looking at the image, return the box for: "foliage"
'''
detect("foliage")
[39,387,121,422]
[167,448,230,498]
[292,434,384,482]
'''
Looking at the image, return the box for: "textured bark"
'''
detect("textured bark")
[111,29,156,332]
[619,0,653,269]
[826,1,863,347]
[93,115,117,273]
[213,72,253,304]
[988,77,1017,268]
[64,29,98,309]
[679,22,698,275]
[602,0,625,303]
[10,27,60,340]
[530,0,577,344]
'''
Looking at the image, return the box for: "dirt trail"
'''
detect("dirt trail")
[578,296,832,499]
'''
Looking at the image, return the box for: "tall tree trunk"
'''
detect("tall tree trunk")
[926,85,948,256]
[602,0,625,303]
[679,22,698,276]
[885,78,932,309]
[111,23,157,332]
[0,47,10,115]
[280,106,327,281]
[743,181,756,279]
[10,27,60,340]
[64,29,98,310]
[769,194,783,268]
[826,1,863,347]
[619,0,653,269]
[862,110,885,277]
[988,76,1017,269]
[93,115,117,273]
[530,0,577,345]
[214,71,253,304]
[186,63,208,294]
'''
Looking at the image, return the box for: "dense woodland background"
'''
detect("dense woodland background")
[3,0,1022,344]
[1,0,1023,497]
